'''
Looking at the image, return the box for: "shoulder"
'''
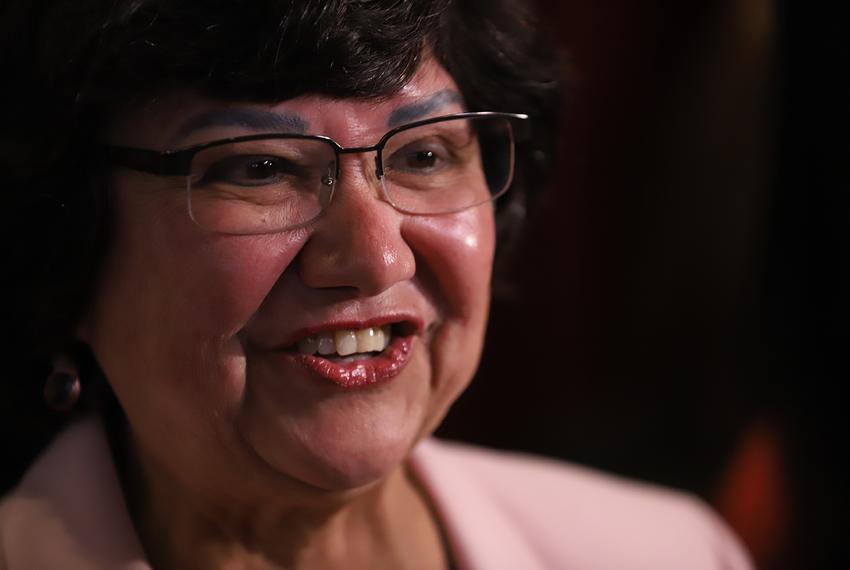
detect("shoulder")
[0,485,58,570]
[0,418,150,570]
[0,470,79,570]
[412,438,753,570]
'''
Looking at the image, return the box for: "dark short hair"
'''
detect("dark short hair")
[0,0,564,482]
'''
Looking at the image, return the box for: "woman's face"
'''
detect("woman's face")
[82,60,496,495]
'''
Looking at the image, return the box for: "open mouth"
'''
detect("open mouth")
[282,321,418,362]
[268,319,420,388]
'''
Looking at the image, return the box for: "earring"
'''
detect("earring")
[44,354,81,412]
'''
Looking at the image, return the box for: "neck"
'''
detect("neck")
[121,434,449,570]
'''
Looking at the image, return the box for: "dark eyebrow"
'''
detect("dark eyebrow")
[387,90,464,127]
[173,108,309,140]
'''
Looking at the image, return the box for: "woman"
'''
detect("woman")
[0,1,752,568]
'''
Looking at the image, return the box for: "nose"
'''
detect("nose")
[296,157,416,296]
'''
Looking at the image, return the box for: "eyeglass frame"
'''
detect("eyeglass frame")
[102,111,530,232]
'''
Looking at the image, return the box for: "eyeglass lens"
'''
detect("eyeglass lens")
[186,116,515,234]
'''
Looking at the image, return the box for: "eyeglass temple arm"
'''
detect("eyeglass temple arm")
[510,115,532,142]
[103,145,193,176]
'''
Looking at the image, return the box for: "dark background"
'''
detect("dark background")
[437,1,847,569]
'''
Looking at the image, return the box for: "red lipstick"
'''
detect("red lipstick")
[285,335,413,389]
[258,315,422,389]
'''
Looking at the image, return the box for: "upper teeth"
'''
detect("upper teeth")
[297,325,392,357]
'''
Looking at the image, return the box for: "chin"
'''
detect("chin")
[245,414,422,493]
[308,445,411,491]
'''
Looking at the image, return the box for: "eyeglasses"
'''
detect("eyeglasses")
[104,111,528,235]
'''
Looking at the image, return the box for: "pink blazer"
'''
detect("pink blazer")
[0,418,752,569]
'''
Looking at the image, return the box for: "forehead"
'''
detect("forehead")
[108,58,464,149]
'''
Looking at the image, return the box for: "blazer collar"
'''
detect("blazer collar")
[409,439,546,570]
[0,417,150,569]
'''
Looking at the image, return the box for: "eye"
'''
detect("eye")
[387,142,452,174]
[203,155,305,187]
[408,149,437,169]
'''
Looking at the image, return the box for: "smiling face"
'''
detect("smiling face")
[81,60,496,498]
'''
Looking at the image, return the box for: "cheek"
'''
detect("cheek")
[407,206,496,322]
[85,188,307,418]
[404,206,496,430]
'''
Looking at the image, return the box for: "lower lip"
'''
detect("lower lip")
[275,336,414,389]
